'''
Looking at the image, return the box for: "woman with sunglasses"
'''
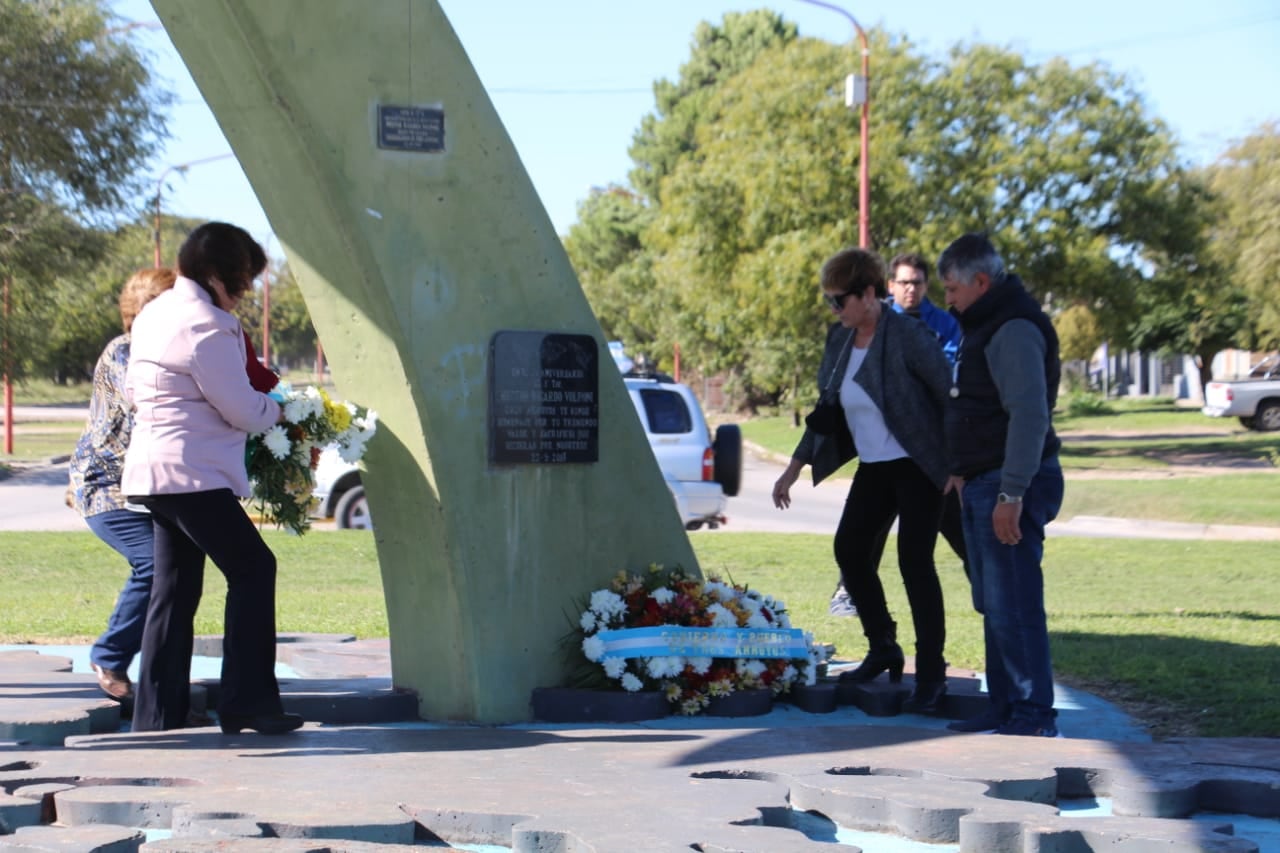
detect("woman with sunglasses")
[771,247,953,714]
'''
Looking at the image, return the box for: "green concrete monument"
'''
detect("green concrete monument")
[150,0,700,722]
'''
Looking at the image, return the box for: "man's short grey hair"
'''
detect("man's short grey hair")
[937,233,1006,286]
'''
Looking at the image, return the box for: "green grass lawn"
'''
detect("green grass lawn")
[2,529,1275,740]
[740,413,1280,528]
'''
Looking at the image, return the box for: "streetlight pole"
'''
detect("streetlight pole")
[798,0,871,248]
[152,153,235,267]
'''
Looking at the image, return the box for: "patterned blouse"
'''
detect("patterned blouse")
[68,335,133,517]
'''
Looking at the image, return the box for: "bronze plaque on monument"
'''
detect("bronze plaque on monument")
[489,331,599,465]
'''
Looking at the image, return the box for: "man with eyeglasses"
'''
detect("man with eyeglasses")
[888,253,961,366]
[827,253,968,626]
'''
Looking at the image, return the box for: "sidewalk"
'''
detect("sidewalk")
[2,637,1277,852]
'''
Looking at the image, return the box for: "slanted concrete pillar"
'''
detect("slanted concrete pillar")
[151,0,699,722]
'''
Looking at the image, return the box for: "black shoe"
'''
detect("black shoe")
[946,708,1009,733]
[901,680,948,715]
[837,643,905,684]
[218,712,304,735]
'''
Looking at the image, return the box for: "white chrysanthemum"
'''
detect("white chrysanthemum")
[737,659,767,678]
[687,656,713,675]
[262,425,291,460]
[707,603,736,628]
[705,580,733,601]
[739,595,763,613]
[646,656,683,679]
[581,635,605,662]
[650,587,676,605]
[620,672,644,692]
[603,657,627,678]
[579,611,598,633]
[589,589,626,618]
[746,611,771,629]
[800,662,816,686]
[283,389,324,425]
[337,436,368,464]
[776,612,792,629]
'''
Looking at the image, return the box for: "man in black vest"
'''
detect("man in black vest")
[939,234,1065,738]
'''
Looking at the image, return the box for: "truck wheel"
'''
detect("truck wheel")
[713,424,742,497]
[1238,416,1256,430]
[1254,401,1280,432]
[335,485,372,530]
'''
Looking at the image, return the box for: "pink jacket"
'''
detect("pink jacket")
[122,277,280,498]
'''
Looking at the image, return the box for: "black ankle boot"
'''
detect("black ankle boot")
[838,623,904,684]
[902,679,948,714]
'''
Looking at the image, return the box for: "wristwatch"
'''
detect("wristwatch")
[997,492,1023,505]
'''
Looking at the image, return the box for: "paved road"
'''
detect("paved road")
[4,405,1279,539]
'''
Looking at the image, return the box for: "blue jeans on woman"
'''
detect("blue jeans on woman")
[961,457,1064,727]
[86,508,155,673]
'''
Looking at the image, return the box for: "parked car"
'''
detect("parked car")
[311,370,742,531]
[1202,354,1280,431]
[312,447,371,529]
[623,373,741,530]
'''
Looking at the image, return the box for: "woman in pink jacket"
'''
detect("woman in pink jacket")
[123,222,302,735]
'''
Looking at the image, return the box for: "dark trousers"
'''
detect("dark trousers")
[131,489,283,732]
[834,458,947,681]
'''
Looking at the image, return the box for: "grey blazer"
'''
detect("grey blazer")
[792,302,952,487]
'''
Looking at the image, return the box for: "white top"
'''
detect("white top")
[840,345,907,463]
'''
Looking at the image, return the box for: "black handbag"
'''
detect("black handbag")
[804,394,845,435]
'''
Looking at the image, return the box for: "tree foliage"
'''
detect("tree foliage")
[568,17,1222,409]
[1203,121,1280,352]
[0,0,169,382]
[628,10,798,203]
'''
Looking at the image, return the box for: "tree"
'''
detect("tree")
[1203,121,1280,352]
[235,262,319,372]
[0,0,168,382]
[628,10,798,203]
[641,32,1210,405]
[562,186,663,352]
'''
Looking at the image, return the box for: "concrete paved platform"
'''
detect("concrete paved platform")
[1,637,1277,852]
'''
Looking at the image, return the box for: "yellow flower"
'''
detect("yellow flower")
[325,399,352,433]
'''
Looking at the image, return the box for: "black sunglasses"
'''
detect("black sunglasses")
[823,288,859,311]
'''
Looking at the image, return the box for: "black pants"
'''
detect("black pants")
[131,489,283,732]
[834,458,946,681]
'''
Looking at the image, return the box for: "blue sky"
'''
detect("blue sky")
[113,0,1279,247]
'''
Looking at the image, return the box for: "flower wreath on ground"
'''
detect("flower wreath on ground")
[245,382,377,535]
[572,565,820,716]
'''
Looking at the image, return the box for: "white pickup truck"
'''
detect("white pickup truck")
[1202,354,1280,431]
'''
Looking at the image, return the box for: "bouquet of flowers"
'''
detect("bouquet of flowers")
[245,383,378,535]
[572,565,818,716]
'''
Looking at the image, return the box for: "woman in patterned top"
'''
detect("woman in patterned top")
[70,265,281,710]
[69,268,177,703]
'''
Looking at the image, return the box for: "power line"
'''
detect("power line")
[1045,13,1280,57]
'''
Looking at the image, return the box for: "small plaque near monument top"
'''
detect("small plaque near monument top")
[376,105,445,153]
[489,331,599,465]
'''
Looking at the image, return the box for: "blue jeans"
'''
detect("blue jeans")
[962,457,1064,725]
[87,509,156,673]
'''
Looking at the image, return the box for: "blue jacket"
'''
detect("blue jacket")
[891,297,961,366]
[793,302,952,487]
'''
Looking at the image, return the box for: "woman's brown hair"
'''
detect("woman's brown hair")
[119,268,178,333]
